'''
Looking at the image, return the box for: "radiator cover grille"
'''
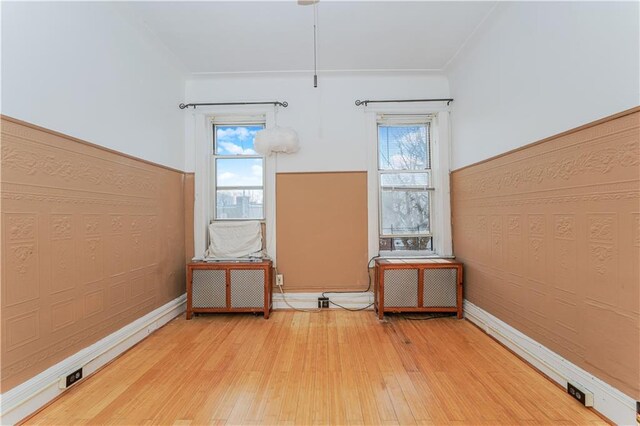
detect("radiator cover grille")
[423,268,457,307]
[192,269,226,308]
[384,269,418,307]
[230,269,265,308]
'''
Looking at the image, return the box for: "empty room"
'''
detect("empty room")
[1,1,638,425]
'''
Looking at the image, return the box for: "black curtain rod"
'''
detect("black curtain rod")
[179,101,288,109]
[355,98,454,107]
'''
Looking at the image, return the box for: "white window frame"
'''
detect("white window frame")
[365,105,453,259]
[191,107,276,263]
[211,118,266,221]
[377,117,434,247]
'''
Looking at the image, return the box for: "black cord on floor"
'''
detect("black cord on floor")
[328,300,374,312]
[319,256,457,319]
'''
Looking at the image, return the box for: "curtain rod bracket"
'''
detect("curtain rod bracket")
[355,98,454,107]
[179,101,288,110]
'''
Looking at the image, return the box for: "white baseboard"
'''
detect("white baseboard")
[464,300,636,425]
[272,291,373,310]
[0,294,186,425]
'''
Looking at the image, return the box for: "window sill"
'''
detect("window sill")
[378,250,454,259]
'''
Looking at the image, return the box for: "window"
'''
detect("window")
[377,116,433,252]
[212,122,265,220]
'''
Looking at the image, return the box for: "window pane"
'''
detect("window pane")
[378,125,429,170]
[380,190,430,235]
[216,158,263,188]
[214,125,264,155]
[216,189,263,219]
[380,172,431,188]
[379,236,432,251]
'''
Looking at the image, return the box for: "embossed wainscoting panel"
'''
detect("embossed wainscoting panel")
[0,116,186,392]
[451,107,640,399]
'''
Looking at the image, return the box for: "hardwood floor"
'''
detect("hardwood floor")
[24,311,607,425]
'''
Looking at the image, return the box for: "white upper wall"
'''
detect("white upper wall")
[1,2,187,171]
[183,72,450,173]
[448,1,640,170]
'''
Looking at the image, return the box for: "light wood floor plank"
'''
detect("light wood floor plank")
[23,312,608,425]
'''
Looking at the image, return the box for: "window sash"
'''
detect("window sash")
[379,170,433,191]
[214,155,263,160]
[377,120,433,242]
[377,123,431,171]
[378,188,432,238]
[212,121,265,221]
[377,114,433,125]
[216,186,263,191]
[211,115,266,125]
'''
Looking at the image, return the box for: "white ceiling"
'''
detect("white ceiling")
[125,1,496,74]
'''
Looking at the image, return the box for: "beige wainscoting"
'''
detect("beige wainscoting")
[0,116,187,392]
[276,171,369,292]
[451,107,640,399]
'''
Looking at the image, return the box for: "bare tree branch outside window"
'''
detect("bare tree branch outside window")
[378,123,433,251]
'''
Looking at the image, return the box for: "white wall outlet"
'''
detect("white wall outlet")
[567,382,594,407]
[276,274,284,287]
[58,367,83,389]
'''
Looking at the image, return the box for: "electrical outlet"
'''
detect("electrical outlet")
[318,297,329,308]
[567,382,593,407]
[59,367,83,389]
[276,274,284,287]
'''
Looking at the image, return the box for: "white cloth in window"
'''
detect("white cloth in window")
[205,221,263,259]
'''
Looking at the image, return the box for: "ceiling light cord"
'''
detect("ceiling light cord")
[313,2,318,88]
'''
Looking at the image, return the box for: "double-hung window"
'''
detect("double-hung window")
[212,119,265,220]
[377,115,433,252]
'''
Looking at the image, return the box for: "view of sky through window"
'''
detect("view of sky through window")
[215,125,264,186]
[214,124,265,219]
[216,158,262,187]
[215,125,263,155]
